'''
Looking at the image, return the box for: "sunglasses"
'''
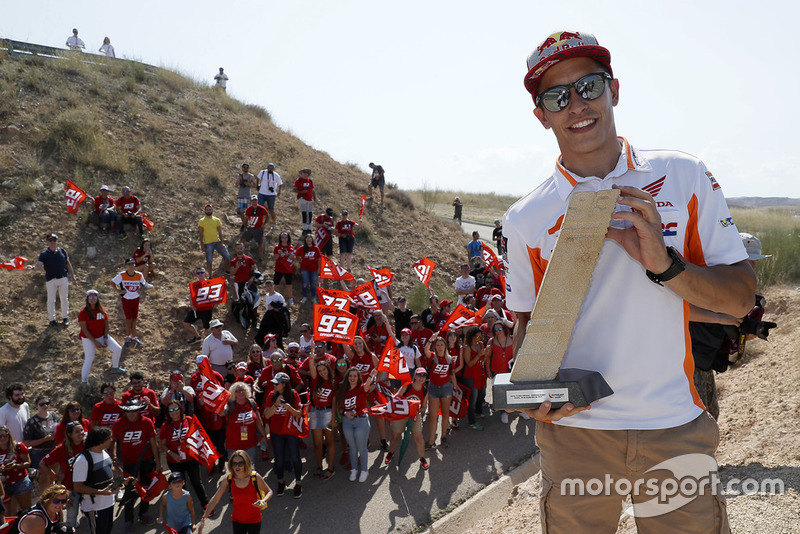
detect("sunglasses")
[336,362,347,367]
[67,421,83,427]
[535,72,612,113]
[168,407,180,413]
[39,401,50,406]
[103,389,115,394]
[231,460,245,467]
[70,407,82,412]
[52,498,69,504]
[250,350,262,354]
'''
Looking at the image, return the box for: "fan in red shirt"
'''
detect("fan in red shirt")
[92,185,115,233]
[241,195,270,259]
[225,383,267,463]
[40,421,85,492]
[91,383,124,429]
[422,335,460,449]
[298,342,337,383]
[120,371,161,422]
[262,373,304,497]
[292,168,317,234]
[409,315,434,353]
[385,368,429,471]
[53,401,92,444]
[475,273,503,306]
[273,232,296,305]
[233,362,255,386]
[230,242,256,301]
[190,356,226,472]
[334,210,359,272]
[459,327,489,431]
[116,186,144,239]
[297,234,322,304]
[342,337,388,451]
[308,359,336,479]
[313,207,335,257]
[339,368,377,482]
[0,429,32,514]
[364,310,390,356]
[112,399,160,525]
[159,399,210,510]
[131,238,155,278]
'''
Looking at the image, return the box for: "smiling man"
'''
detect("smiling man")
[503,31,755,533]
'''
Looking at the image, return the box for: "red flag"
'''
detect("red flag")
[377,337,412,385]
[182,416,221,471]
[66,180,88,214]
[482,242,500,270]
[358,195,367,220]
[368,267,394,288]
[412,257,436,287]
[0,256,27,270]
[316,287,352,310]
[448,382,471,419]
[349,281,380,310]
[369,397,421,421]
[157,521,180,534]
[198,358,230,414]
[140,213,155,231]
[283,406,309,438]
[319,255,354,282]
[313,305,358,344]
[189,276,228,308]
[372,381,393,405]
[131,470,168,502]
[440,304,479,331]
[497,273,507,297]
[314,226,331,249]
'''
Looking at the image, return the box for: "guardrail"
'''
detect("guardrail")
[0,39,69,59]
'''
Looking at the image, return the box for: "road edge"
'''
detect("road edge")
[423,451,541,534]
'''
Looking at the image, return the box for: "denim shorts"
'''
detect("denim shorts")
[339,237,355,254]
[258,193,277,211]
[428,381,453,399]
[5,475,33,497]
[309,407,333,430]
[204,242,231,264]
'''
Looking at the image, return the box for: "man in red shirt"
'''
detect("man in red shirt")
[229,242,256,301]
[183,267,216,345]
[189,356,227,471]
[120,372,160,422]
[365,310,391,355]
[115,186,144,241]
[297,341,337,383]
[241,195,270,259]
[313,207,335,257]
[475,273,503,307]
[112,399,160,528]
[91,383,124,429]
[409,314,434,349]
[91,185,115,234]
[292,168,317,234]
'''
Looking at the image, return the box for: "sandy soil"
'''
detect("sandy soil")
[463,285,800,534]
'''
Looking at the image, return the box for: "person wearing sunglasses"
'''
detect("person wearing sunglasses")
[40,421,85,526]
[53,402,91,445]
[504,31,755,531]
[0,424,33,516]
[5,483,71,534]
[200,450,272,534]
[159,400,209,515]
[78,289,126,381]
[22,396,59,471]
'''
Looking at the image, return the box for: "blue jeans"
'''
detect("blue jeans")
[460,377,485,424]
[116,213,143,235]
[204,242,231,265]
[301,269,318,298]
[342,415,370,472]
[271,433,302,483]
[99,209,115,227]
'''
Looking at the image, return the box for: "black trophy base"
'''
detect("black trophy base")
[492,368,613,411]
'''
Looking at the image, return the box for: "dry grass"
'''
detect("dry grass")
[406,188,517,224]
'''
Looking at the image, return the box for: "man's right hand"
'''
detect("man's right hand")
[520,401,591,422]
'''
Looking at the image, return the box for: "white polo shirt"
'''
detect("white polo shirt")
[503,137,747,430]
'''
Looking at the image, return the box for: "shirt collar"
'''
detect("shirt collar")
[552,137,651,200]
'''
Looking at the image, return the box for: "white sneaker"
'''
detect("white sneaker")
[520,411,532,421]
[349,469,358,482]
[288,298,295,306]
[500,412,509,424]
[358,471,368,483]
[300,297,308,304]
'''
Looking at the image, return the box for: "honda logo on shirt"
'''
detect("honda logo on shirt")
[662,222,678,237]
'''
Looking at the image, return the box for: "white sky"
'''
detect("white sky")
[4,0,798,198]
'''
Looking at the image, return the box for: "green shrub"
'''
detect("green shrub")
[388,189,415,211]
[0,77,16,117]
[419,181,441,212]
[45,109,128,172]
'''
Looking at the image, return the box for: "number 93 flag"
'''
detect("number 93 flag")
[313,305,358,344]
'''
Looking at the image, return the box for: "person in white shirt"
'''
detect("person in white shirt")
[454,263,476,305]
[262,279,286,310]
[98,37,115,58]
[213,67,228,91]
[201,319,238,375]
[72,427,122,534]
[0,384,29,443]
[257,163,282,228]
[66,28,85,51]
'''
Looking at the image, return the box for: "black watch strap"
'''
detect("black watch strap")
[646,246,686,286]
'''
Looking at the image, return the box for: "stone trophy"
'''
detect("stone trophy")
[492,190,618,411]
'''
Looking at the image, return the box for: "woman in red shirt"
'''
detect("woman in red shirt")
[200,450,272,534]
[308,361,336,480]
[263,373,304,498]
[273,232,296,306]
[343,337,388,450]
[131,238,155,278]
[292,168,317,234]
[224,383,267,466]
[339,368,377,483]
[40,420,85,525]
[53,401,91,445]
[297,234,322,305]
[159,399,210,511]
[78,289,125,382]
[445,330,464,429]
[423,336,459,449]
[0,424,32,516]
[334,210,359,272]
[384,368,429,471]
[460,327,488,431]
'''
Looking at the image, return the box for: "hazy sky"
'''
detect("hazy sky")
[4,0,798,199]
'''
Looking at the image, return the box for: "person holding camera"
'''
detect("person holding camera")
[263,373,304,498]
[689,232,777,420]
[256,163,282,229]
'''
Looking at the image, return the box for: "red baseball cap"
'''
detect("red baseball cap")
[524,31,612,99]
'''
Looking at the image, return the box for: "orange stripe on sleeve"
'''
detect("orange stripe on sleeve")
[683,194,706,266]
[682,301,705,411]
[526,246,548,297]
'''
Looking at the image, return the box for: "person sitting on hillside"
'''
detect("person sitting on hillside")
[116,186,145,241]
[452,196,463,225]
[89,185,115,234]
[255,300,291,350]
[241,195,269,260]
[132,238,155,279]
[66,28,85,51]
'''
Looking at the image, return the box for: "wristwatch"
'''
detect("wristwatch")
[646,246,686,286]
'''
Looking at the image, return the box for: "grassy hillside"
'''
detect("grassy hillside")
[0,53,470,404]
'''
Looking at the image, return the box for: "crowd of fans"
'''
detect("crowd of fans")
[1,160,521,533]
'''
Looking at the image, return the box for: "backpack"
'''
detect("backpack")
[227,470,268,509]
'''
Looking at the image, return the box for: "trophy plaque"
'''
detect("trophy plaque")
[492,190,618,411]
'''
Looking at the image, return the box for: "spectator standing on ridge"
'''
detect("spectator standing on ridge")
[293,168,317,234]
[198,203,231,274]
[504,30,754,530]
[214,67,228,91]
[0,384,30,444]
[241,195,270,260]
[110,257,153,348]
[235,163,256,232]
[492,219,504,254]
[98,37,115,58]
[256,163,281,229]
[116,186,145,241]
[367,162,385,206]
[90,185,115,234]
[452,196,463,225]
[27,233,76,327]
[66,28,85,51]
